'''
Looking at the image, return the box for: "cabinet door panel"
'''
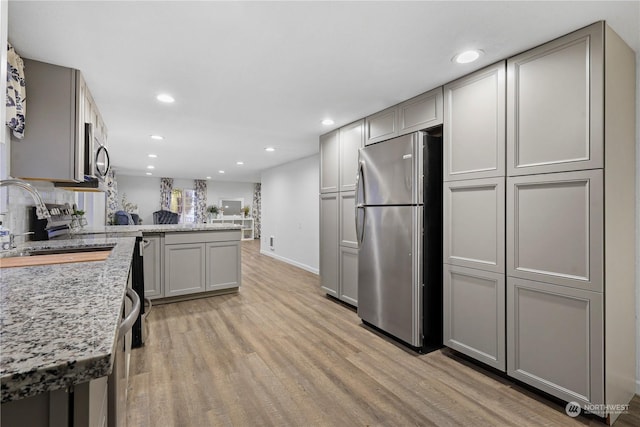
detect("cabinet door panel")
[444,177,504,273]
[142,235,163,299]
[365,106,397,145]
[444,265,505,370]
[339,191,357,248]
[444,62,505,181]
[507,170,603,291]
[398,87,443,135]
[320,130,339,193]
[507,277,603,407]
[507,23,603,175]
[320,194,339,296]
[339,120,364,191]
[339,246,358,306]
[206,242,241,291]
[164,243,206,297]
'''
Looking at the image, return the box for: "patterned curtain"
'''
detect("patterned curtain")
[252,183,261,238]
[160,178,173,210]
[105,168,119,224]
[194,179,207,223]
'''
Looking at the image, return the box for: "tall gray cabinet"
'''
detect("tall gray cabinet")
[441,22,636,422]
[319,120,363,306]
[442,61,507,371]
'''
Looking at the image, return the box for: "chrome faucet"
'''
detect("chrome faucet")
[0,179,51,220]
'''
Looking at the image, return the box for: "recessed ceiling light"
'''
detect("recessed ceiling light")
[148,154,157,158]
[150,135,164,140]
[322,119,334,126]
[146,172,152,176]
[236,161,244,165]
[218,170,225,174]
[156,93,175,103]
[206,176,211,179]
[452,49,483,64]
[265,147,275,152]
[147,165,155,169]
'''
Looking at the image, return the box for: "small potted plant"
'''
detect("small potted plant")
[207,205,220,220]
[242,206,250,218]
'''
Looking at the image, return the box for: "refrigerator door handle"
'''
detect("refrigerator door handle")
[355,205,366,247]
[355,159,365,207]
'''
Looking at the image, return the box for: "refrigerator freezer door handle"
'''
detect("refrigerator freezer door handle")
[355,205,366,247]
[355,160,365,207]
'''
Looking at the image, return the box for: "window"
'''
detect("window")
[171,188,196,223]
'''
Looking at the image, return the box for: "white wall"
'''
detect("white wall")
[116,174,255,225]
[260,154,319,274]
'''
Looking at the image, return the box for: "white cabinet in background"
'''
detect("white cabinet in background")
[444,62,505,181]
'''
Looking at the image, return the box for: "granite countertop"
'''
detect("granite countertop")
[75,223,242,235]
[0,236,136,403]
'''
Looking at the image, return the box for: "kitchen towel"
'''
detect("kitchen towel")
[6,43,26,139]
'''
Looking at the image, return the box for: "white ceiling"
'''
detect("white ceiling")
[7,1,640,183]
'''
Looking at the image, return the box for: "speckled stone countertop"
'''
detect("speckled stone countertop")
[76,223,242,235]
[0,236,136,403]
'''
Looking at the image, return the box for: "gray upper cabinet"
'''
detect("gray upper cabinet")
[143,234,163,299]
[507,169,603,292]
[507,277,604,410]
[444,177,505,273]
[507,22,604,176]
[444,62,505,181]
[398,87,443,135]
[320,193,339,297]
[10,59,87,182]
[339,120,364,191]
[319,130,339,193]
[444,264,505,371]
[365,106,397,145]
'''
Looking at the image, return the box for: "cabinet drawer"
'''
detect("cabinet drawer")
[398,87,443,135]
[444,62,505,181]
[507,277,603,407]
[365,106,397,145]
[507,170,603,292]
[507,22,603,176]
[444,177,505,273]
[443,265,505,371]
[164,230,241,245]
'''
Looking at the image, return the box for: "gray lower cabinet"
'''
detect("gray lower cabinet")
[507,170,603,292]
[320,193,339,297]
[443,177,504,273]
[164,243,206,297]
[339,246,358,306]
[507,277,604,410]
[443,264,505,370]
[143,234,163,299]
[206,241,241,291]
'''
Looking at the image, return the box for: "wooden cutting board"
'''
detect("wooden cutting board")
[0,251,111,268]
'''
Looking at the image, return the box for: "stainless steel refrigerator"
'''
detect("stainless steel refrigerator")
[355,129,442,351]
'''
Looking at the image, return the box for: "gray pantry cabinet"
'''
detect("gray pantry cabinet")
[364,87,443,145]
[143,234,163,299]
[442,62,507,371]
[504,22,636,419]
[319,119,363,306]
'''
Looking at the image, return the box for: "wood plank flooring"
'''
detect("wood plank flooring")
[127,240,640,426]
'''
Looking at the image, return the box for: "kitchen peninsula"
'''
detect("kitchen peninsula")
[77,223,243,302]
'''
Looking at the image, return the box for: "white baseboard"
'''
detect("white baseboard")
[259,249,319,275]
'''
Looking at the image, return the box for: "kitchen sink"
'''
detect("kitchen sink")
[24,244,115,256]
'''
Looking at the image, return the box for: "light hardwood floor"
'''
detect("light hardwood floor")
[127,240,640,426]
